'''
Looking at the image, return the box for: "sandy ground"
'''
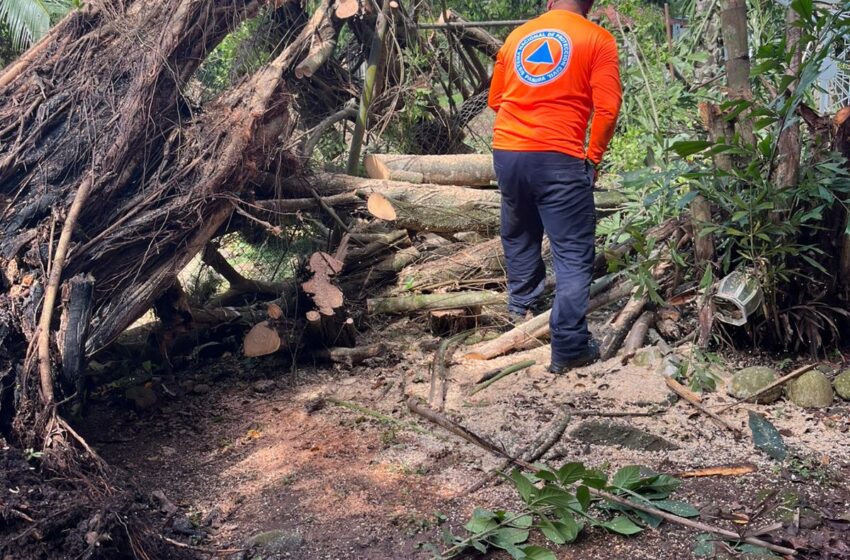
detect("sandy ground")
[74,315,850,559]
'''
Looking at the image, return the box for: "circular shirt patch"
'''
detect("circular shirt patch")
[514,29,572,86]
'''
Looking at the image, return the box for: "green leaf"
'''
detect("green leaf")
[735,543,781,557]
[604,515,643,536]
[699,266,714,290]
[612,465,643,490]
[576,485,591,512]
[791,0,813,20]
[644,475,682,497]
[556,512,581,543]
[465,508,498,534]
[513,515,533,529]
[693,533,716,556]
[748,411,787,461]
[555,462,588,485]
[510,470,537,503]
[539,518,568,545]
[521,546,557,560]
[672,140,714,157]
[535,469,557,482]
[652,500,700,517]
[581,469,608,489]
[533,485,578,510]
[492,527,530,546]
[633,509,663,528]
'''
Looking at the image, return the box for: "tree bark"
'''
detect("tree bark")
[364,153,496,186]
[719,0,755,146]
[368,291,506,314]
[365,187,625,235]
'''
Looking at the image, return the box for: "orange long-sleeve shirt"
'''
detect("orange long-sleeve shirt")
[489,10,622,165]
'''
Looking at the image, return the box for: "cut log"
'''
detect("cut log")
[620,310,655,364]
[302,252,344,315]
[600,292,649,360]
[335,0,360,19]
[364,154,496,186]
[462,275,621,361]
[367,192,500,234]
[267,303,284,320]
[428,307,480,336]
[465,247,672,362]
[366,189,627,235]
[244,321,284,357]
[368,291,505,314]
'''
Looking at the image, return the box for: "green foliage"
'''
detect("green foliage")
[194,15,271,98]
[748,411,787,462]
[434,463,696,559]
[668,2,850,348]
[0,0,75,52]
[673,347,722,393]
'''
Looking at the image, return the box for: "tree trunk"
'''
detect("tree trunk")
[719,0,755,146]
[364,153,496,186]
[774,8,802,191]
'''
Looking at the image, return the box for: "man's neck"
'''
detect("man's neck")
[549,1,586,16]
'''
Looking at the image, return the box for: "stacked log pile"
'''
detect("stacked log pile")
[224,151,696,373]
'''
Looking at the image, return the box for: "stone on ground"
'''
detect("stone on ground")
[125,385,157,410]
[833,369,850,400]
[571,420,679,451]
[246,529,304,555]
[786,370,834,408]
[727,366,781,404]
[632,346,664,369]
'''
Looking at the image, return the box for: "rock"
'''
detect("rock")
[246,530,304,554]
[253,379,275,393]
[571,420,679,451]
[728,366,781,404]
[786,370,834,408]
[632,346,664,369]
[125,385,157,410]
[834,370,850,400]
[151,490,178,516]
[193,383,211,395]
[171,515,199,536]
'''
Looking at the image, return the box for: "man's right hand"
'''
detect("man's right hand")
[586,160,598,187]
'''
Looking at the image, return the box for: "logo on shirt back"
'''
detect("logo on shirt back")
[514,29,572,86]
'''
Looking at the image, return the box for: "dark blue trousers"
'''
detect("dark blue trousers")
[493,150,596,364]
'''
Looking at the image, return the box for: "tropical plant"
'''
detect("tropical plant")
[0,0,75,52]
[429,463,698,559]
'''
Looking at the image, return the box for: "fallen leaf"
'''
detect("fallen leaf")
[748,411,787,461]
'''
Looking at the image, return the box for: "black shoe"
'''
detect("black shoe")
[548,339,600,374]
[507,310,530,327]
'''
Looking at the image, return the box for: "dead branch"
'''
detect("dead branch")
[407,399,795,557]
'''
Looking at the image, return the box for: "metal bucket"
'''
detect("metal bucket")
[712,270,763,326]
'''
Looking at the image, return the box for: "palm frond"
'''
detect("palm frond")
[0,0,72,51]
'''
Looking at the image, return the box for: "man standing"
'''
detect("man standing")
[488,0,622,373]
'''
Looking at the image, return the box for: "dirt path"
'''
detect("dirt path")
[74,319,850,559]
